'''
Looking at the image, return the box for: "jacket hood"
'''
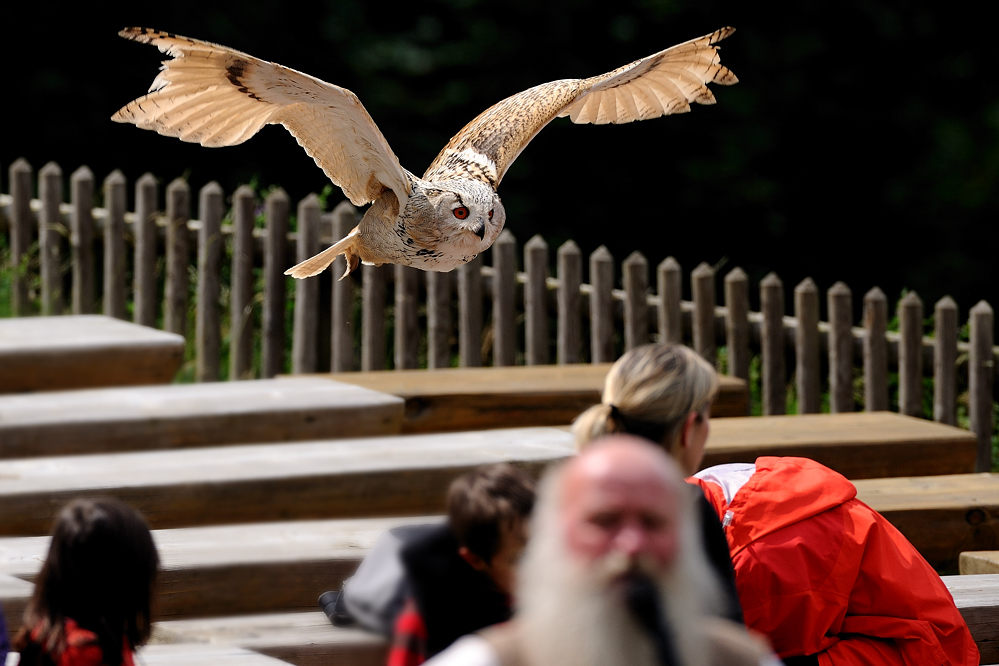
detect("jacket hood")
[726,456,857,557]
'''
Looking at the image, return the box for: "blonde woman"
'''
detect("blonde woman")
[572,343,741,623]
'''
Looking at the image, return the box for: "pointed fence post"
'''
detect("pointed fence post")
[133,173,159,328]
[590,246,614,363]
[492,230,517,366]
[262,188,289,377]
[196,181,224,382]
[794,278,820,413]
[724,267,749,382]
[969,301,994,472]
[761,272,786,415]
[863,287,889,411]
[164,178,190,336]
[427,270,452,369]
[623,251,649,352]
[658,257,682,345]
[70,166,95,315]
[691,262,715,364]
[9,159,33,315]
[458,255,483,367]
[229,185,256,380]
[898,291,924,417]
[557,240,582,364]
[525,235,549,365]
[103,170,127,320]
[39,162,64,315]
[933,296,958,425]
[293,194,321,374]
[827,281,854,413]
[331,201,357,372]
[361,264,387,371]
[394,265,420,370]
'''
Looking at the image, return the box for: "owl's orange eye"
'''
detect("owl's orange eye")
[453,207,469,220]
[488,209,494,219]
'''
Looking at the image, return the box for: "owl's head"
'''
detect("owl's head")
[425,180,506,251]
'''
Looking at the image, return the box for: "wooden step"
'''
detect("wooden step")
[326,364,749,433]
[855,474,999,571]
[945,574,999,664]
[0,377,404,459]
[0,427,575,536]
[961,552,999,575]
[0,315,184,393]
[1,573,33,635]
[137,643,296,665]
[0,516,439,634]
[703,412,977,479]
[153,612,385,666]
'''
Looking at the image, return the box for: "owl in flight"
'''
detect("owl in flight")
[114,26,737,279]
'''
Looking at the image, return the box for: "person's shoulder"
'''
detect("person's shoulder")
[422,634,500,666]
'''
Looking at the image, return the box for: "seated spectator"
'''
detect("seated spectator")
[691,458,979,665]
[573,343,743,622]
[425,436,777,666]
[14,498,159,666]
[384,463,535,665]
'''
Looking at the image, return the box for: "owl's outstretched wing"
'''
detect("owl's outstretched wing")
[423,27,737,188]
[113,28,412,209]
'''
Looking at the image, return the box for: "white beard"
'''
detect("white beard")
[516,478,723,666]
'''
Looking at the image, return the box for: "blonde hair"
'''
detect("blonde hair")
[573,343,719,458]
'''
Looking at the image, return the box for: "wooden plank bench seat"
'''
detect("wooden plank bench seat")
[0,516,440,633]
[0,427,575,536]
[960,551,999,575]
[1,572,33,635]
[153,612,386,666]
[326,364,749,433]
[703,412,977,479]
[945,574,999,663]
[0,315,184,393]
[0,377,404,459]
[137,643,296,665]
[855,474,999,571]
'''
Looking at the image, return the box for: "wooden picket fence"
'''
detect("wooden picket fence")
[1,158,997,467]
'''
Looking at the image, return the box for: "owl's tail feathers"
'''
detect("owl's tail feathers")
[285,227,362,280]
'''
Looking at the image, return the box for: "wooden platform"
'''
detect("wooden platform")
[856,473,999,571]
[961,551,999,575]
[0,427,575,536]
[153,612,386,666]
[1,572,33,635]
[945,574,999,663]
[137,643,296,665]
[0,516,439,632]
[0,315,185,393]
[326,364,749,433]
[0,377,404,459]
[703,412,977,479]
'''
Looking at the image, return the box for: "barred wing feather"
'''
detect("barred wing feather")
[423,27,736,188]
[112,28,412,209]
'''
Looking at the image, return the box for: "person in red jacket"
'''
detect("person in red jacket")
[15,498,159,666]
[690,457,979,666]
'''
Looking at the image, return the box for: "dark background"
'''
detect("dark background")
[3,0,996,320]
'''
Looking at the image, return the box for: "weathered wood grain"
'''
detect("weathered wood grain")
[525,235,549,365]
[827,281,853,413]
[934,296,958,425]
[328,365,749,433]
[898,291,924,417]
[362,264,387,371]
[658,257,682,345]
[557,241,582,365]
[944,574,999,664]
[864,287,889,411]
[293,195,321,375]
[492,230,517,367]
[794,278,819,414]
[0,315,184,393]
[331,202,357,373]
[164,178,190,336]
[70,166,95,315]
[134,173,159,328]
[623,251,649,353]
[1,573,33,636]
[691,262,715,364]
[103,169,127,320]
[394,265,419,370]
[0,377,403,458]
[138,643,296,666]
[590,246,614,363]
[39,162,64,316]
[0,427,572,536]
[196,182,224,382]
[9,159,33,316]
[154,613,386,666]
[703,412,976,480]
[426,270,451,369]
[458,255,483,368]
[724,267,749,384]
[970,301,995,472]
[263,189,290,378]
[760,272,785,415]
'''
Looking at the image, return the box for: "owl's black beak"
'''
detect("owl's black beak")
[471,219,486,240]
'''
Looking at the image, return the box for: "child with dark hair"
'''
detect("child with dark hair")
[14,498,160,666]
[386,463,535,666]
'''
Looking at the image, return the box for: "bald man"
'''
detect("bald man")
[425,435,778,666]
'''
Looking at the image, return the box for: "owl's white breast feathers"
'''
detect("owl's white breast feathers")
[112,27,411,209]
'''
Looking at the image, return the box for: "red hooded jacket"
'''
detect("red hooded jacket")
[690,457,978,666]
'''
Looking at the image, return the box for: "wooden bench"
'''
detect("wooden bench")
[0,427,575,536]
[137,643,296,665]
[0,516,440,633]
[945,574,999,663]
[0,315,184,393]
[855,474,999,571]
[0,377,404,459]
[703,412,977,479]
[961,552,999,575]
[1,572,33,635]
[153,612,386,666]
[327,364,749,433]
